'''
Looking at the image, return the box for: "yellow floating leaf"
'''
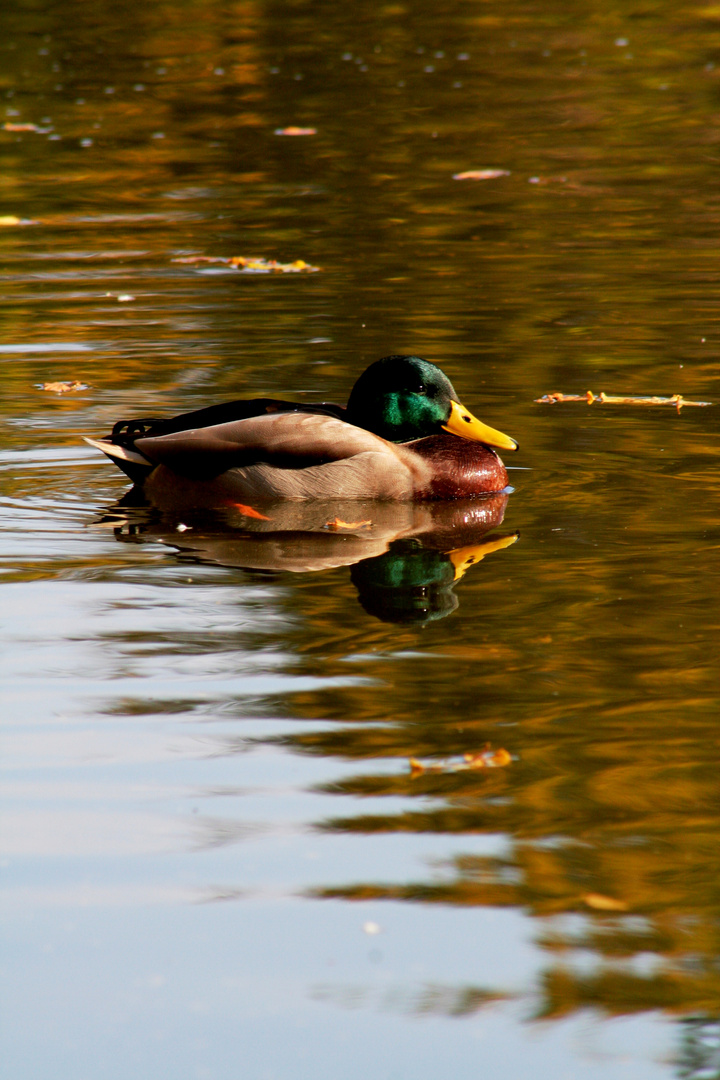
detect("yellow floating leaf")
[274,126,317,136]
[324,518,372,531]
[0,215,22,226]
[172,254,319,273]
[582,893,628,912]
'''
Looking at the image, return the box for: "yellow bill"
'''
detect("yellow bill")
[443,399,518,451]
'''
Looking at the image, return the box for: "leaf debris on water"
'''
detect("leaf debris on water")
[172,255,319,273]
[324,518,372,531]
[409,745,512,777]
[274,126,317,136]
[3,122,53,133]
[582,893,628,912]
[535,391,712,411]
[226,503,271,520]
[36,381,89,393]
[453,169,510,180]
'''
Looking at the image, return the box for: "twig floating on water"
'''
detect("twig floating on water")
[535,391,712,412]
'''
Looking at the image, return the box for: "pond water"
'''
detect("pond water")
[2,1,720,1077]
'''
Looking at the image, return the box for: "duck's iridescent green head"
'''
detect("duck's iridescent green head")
[346,355,518,449]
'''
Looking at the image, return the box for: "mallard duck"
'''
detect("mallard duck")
[85,354,518,503]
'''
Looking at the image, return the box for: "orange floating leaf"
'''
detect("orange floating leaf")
[463,747,512,769]
[227,503,271,520]
[3,122,53,135]
[36,380,88,393]
[409,746,512,777]
[453,169,510,181]
[275,126,317,136]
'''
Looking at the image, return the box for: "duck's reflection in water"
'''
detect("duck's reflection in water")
[101,491,517,624]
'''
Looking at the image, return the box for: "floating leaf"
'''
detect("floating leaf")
[274,126,317,136]
[582,893,628,912]
[409,745,512,776]
[463,747,512,769]
[0,215,22,226]
[172,254,319,273]
[226,503,271,520]
[535,391,712,411]
[453,169,510,180]
[324,518,372,531]
[3,122,51,133]
[227,255,316,273]
[36,381,89,394]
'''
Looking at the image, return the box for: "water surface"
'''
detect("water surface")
[2,2,720,1077]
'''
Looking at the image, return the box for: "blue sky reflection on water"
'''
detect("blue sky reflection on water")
[0,507,683,1079]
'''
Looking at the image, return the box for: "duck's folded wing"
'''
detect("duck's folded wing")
[133,412,395,479]
[111,398,346,443]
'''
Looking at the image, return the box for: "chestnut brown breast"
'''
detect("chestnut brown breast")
[407,434,509,500]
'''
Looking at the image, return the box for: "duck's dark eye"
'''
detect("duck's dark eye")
[415,384,426,395]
